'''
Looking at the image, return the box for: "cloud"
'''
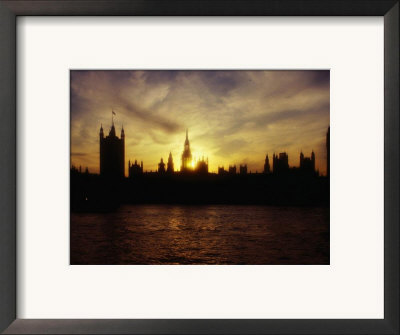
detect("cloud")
[118,99,181,134]
[71,152,88,157]
[70,70,329,175]
[215,138,249,157]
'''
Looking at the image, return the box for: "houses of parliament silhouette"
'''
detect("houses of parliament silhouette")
[93,118,328,179]
[71,117,329,211]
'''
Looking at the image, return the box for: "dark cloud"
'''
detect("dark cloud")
[308,70,330,88]
[71,70,182,135]
[197,71,242,95]
[142,70,180,85]
[119,99,181,134]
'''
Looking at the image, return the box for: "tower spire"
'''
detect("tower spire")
[111,108,116,126]
[181,129,192,172]
[100,123,104,139]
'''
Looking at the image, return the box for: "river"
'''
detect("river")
[71,205,329,265]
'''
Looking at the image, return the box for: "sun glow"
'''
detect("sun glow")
[71,70,330,176]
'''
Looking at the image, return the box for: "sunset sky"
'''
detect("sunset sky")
[71,70,329,175]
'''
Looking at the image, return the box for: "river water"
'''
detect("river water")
[71,205,329,265]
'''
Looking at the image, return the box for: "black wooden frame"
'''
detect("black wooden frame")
[0,1,398,334]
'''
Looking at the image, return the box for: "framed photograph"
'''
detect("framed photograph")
[70,69,330,266]
[0,0,398,334]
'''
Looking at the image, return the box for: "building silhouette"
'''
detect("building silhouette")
[326,127,330,177]
[218,166,226,175]
[195,157,209,174]
[239,164,247,175]
[100,120,125,178]
[71,164,89,175]
[299,151,315,174]
[167,152,174,173]
[95,118,327,180]
[73,120,330,215]
[128,159,143,177]
[181,129,192,172]
[264,154,270,174]
[158,158,166,173]
[273,152,289,174]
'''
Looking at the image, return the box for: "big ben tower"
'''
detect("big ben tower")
[181,129,192,172]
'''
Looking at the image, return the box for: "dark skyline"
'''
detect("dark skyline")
[71,70,330,175]
[89,119,326,178]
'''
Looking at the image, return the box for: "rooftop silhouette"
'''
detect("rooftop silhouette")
[71,119,329,212]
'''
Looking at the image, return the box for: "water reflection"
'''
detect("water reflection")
[71,205,329,265]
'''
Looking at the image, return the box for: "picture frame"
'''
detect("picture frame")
[0,0,398,334]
